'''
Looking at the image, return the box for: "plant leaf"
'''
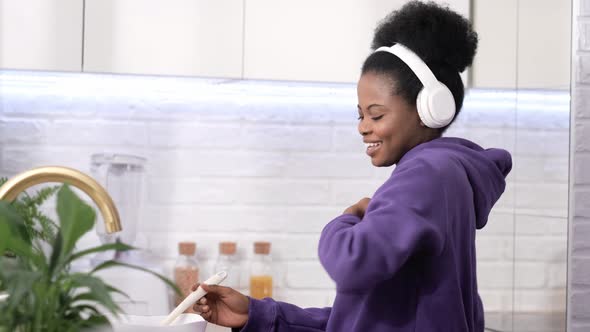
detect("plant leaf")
[56,185,96,257]
[67,304,102,317]
[37,214,58,243]
[106,285,131,301]
[70,291,99,303]
[0,222,27,259]
[48,232,64,278]
[0,201,31,246]
[71,286,129,304]
[69,273,121,316]
[1,268,42,311]
[80,313,112,330]
[32,186,60,206]
[91,260,182,296]
[2,179,60,245]
[0,218,44,268]
[68,242,135,264]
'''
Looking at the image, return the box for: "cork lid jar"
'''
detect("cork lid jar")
[254,241,271,255]
[178,241,196,256]
[219,241,237,255]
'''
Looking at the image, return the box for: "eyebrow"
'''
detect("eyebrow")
[357,104,385,110]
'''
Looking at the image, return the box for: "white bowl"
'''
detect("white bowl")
[112,314,207,332]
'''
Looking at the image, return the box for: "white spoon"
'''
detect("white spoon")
[161,271,228,326]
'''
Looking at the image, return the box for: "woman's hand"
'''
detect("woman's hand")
[191,283,250,328]
[343,197,371,218]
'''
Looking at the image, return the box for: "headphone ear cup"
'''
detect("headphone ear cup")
[427,83,456,128]
[416,88,435,128]
[417,84,456,129]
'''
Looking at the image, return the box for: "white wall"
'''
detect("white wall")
[0,71,569,314]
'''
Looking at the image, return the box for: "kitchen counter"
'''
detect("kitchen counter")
[205,312,566,332]
[485,312,566,332]
[203,312,567,332]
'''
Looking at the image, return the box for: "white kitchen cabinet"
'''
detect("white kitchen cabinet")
[83,0,243,78]
[516,0,571,90]
[471,0,518,89]
[0,0,83,72]
[242,0,470,83]
[472,0,570,89]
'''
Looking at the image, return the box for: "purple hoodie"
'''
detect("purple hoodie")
[237,137,512,332]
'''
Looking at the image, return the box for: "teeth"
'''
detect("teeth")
[365,142,381,148]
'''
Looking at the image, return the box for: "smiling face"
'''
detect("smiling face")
[357,71,433,167]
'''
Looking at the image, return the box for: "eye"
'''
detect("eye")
[371,115,384,121]
[357,114,364,120]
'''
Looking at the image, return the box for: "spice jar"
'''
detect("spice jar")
[174,241,200,310]
[214,241,240,288]
[249,241,273,299]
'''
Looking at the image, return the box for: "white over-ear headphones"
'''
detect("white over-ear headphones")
[374,44,456,129]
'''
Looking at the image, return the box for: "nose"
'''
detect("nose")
[358,118,370,136]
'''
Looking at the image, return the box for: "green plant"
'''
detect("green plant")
[0,184,180,332]
[0,177,59,245]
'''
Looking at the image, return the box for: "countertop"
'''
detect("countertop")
[206,312,567,332]
[485,312,566,332]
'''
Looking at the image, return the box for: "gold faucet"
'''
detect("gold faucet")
[0,166,122,233]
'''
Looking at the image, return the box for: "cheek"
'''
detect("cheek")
[375,118,402,142]
[378,120,412,155]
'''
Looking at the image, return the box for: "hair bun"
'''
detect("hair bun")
[372,1,478,73]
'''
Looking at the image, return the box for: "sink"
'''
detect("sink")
[112,314,207,332]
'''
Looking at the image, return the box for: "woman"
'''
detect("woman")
[192,1,511,331]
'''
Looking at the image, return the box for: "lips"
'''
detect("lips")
[365,141,382,157]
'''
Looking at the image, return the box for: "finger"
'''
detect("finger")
[198,297,207,305]
[191,283,201,292]
[203,283,234,297]
[193,303,208,314]
[201,310,212,321]
[201,283,225,294]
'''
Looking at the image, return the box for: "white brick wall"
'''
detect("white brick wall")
[570,0,590,330]
[0,70,569,315]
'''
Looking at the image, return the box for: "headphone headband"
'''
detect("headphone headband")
[374,44,439,90]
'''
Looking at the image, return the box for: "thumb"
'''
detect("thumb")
[201,283,229,295]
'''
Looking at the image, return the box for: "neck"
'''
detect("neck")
[414,126,441,146]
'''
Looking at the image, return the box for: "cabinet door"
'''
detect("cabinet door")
[516,0,570,90]
[242,0,470,84]
[83,0,243,78]
[472,0,570,89]
[0,0,83,72]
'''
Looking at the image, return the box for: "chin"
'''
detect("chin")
[370,158,392,167]
[370,154,397,167]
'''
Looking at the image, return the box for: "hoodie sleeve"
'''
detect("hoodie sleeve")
[318,157,447,292]
[237,297,331,332]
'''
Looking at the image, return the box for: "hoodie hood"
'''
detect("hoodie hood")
[406,137,512,229]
